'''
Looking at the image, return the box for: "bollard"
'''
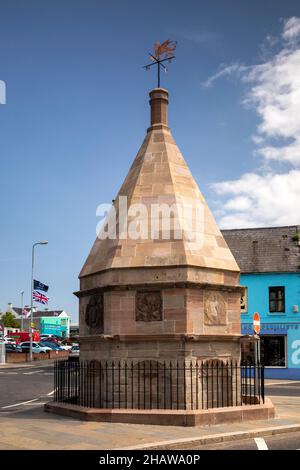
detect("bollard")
[0,341,6,364]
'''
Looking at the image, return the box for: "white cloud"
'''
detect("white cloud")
[282,16,300,41]
[243,48,300,164]
[205,17,300,228]
[202,64,247,88]
[214,170,300,228]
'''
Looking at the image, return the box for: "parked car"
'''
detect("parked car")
[37,342,52,351]
[40,341,64,351]
[4,337,17,345]
[59,344,72,351]
[40,336,59,343]
[5,343,22,352]
[20,342,48,354]
[40,334,57,340]
[69,345,80,357]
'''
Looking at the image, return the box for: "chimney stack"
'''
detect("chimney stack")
[149,88,169,129]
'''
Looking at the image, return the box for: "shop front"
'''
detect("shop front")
[241,323,300,379]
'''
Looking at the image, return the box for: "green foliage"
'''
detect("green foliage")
[292,232,300,242]
[0,312,20,328]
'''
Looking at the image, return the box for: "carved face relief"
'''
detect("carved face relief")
[85,293,104,334]
[136,291,162,322]
[204,291,227,326]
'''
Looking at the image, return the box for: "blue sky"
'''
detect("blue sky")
[1,0,300,320]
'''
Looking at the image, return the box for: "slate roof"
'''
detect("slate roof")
[12,308,30,316]
[12,308,64,318]
[32,310,64,318]
[222,225,300,274]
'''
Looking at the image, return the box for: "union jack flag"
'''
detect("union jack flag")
[32,290,49,305]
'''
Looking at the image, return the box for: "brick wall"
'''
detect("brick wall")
[6,350,69,363]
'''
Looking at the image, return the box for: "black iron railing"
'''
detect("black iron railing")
[54,359,264,410]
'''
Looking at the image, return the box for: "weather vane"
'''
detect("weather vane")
[143,40,177,88]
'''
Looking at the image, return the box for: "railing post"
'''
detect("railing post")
[125,361,127,409]
[105,361,108,408]
[235,361,238,406]
[156,361,159,410]
[211,361,214,409]
[163,360,166,409]
[99,361,102,408]
[190,360,193,411]
[143,361,146,409]
[150,361,152,410]
[118,360,121,409]
[261,365,265,404]
[54,360,57,401]
[138,361,140,409]
[201,361,204,409]
[131,361,134,409]
[170,361,173,410]
[196,360,199,410]
[216,361,219,408]
[206,361,209,409]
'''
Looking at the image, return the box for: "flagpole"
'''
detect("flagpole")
[30,241,48,362]
[20,290,24,331]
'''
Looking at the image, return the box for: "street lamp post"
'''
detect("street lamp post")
[29,241,48,362]
[20,290,24,331]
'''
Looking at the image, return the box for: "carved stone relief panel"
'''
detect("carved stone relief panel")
[136,291,162,322]
[204,290,227,326]
[85,293,104,334]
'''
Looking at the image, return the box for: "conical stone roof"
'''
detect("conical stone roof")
[80,88,239,278]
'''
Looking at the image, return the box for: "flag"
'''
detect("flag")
[32,290,49,305]
[33,279,49,292]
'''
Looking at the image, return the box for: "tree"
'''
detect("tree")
[1,312,20,328]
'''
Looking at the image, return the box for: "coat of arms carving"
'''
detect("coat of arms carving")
[136,291,162,322]
[85,293,104,333]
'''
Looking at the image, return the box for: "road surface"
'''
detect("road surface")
[0,364,54,411]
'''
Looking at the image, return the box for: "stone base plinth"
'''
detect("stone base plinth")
[45,398,275,427]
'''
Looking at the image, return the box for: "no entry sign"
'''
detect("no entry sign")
[253,312,261,334]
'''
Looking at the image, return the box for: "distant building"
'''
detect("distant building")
[10,307,70,338]
[70,323,79,336]
[223,225,300,379]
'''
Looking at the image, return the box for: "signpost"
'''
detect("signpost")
[253,312,260,335]
[0,325,5,364]
[253,312,261,365]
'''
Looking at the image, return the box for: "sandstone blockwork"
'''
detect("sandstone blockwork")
[135,291,163,322]
[85,293,104,334]
[204,290,227,326]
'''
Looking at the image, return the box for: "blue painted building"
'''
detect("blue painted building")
[223,226,300,379]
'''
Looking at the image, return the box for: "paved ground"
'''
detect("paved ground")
[0,367,300,450]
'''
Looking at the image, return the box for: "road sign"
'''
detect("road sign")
[253,312,261,335]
